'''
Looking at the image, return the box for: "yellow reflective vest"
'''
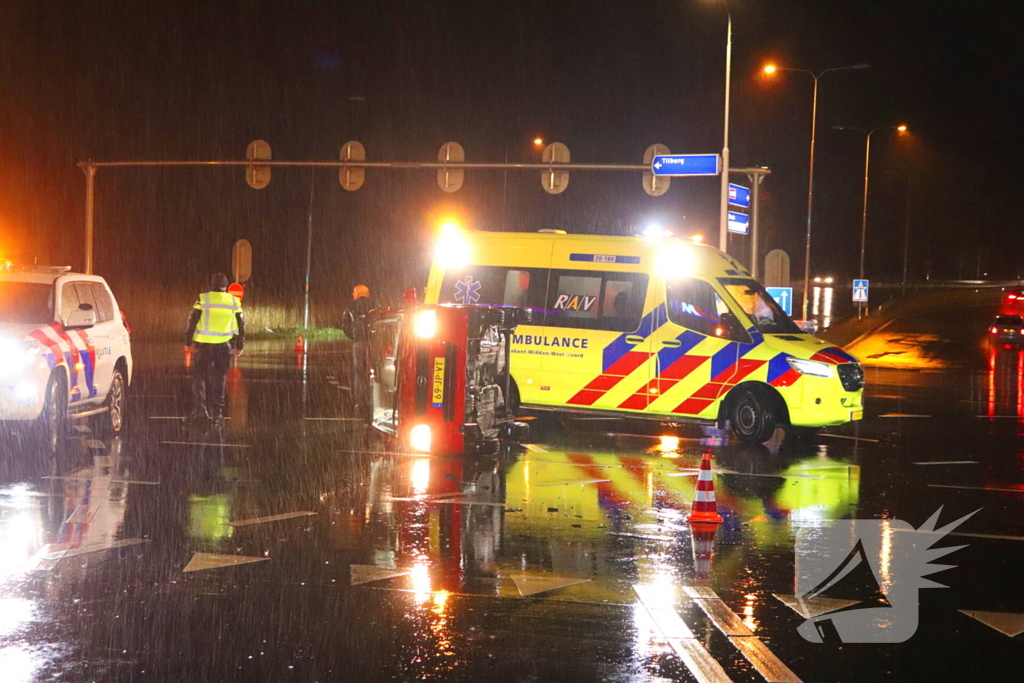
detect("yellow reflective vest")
[192,291,241,344]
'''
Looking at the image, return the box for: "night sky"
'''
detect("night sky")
[1,1,1021,322]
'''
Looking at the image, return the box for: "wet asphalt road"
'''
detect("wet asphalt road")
[2,312,1024,682]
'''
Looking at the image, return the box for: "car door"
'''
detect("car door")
[648,277,745,420]
[56,281,87,404]
[540,269,655,412]
[69,281,106,403]
[86,281,120,399]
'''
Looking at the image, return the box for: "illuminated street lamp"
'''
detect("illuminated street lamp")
[833,123,909,316]
[763,62,870,320]
[533,137,544,147]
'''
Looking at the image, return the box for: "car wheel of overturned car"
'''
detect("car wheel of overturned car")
[730,387,778,444]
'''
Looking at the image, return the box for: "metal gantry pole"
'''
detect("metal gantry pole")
[718,11,733,252]
[77,159,771,277]
[800,76,820,321]
[302,168,315,330]
[83,165,96,274]
[749,172,764,280]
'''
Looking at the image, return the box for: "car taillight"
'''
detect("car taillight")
[991,327,999,334]
[1009,294,1017,300]
[120,309,131,336]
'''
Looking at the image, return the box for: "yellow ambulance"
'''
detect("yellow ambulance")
[424,229,864,443]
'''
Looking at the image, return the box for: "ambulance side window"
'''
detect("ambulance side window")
[502,269,532,308]
[439,266,545,310]
[666,279,720,336]
[546,270,647,332]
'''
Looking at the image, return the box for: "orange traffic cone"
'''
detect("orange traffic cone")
[295,334,306,354]
[689,521,719,585]
[687,451,723,525]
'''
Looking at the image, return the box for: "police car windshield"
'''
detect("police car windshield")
[719,278,801,334]
[0,282,54,324]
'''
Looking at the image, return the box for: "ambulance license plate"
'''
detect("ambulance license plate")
[851,410,863,421]
[431,357,446,407]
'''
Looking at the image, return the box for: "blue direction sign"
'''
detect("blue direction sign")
[728,183,751,209]
[651,154,720,177]
[766,287,793,316]
[852,279,869,303]
[727,211,749,235]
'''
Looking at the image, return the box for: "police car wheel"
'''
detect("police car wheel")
[104,368,127,434]
[730,389,777,444]
[36,374,67,454]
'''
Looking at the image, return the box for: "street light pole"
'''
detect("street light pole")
[83,164,96,274]
[834,124,907,317]
[718,9,732,251]
[763,63,870,320]
[801,75,820,320]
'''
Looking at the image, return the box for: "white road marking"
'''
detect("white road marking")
[974,415,1024,419]
[928,484,1024,493]
[929,483,1024,493]
[228,511,317,527]
[303,417,363,421]
[161,441,251,448]
[879,413,931,418]
[386,496,505,506]
[958,610,1024,638]
[608,532,675,542]
[150,415,231,420]
[684,586,802,682]
[819,433,880,443]
[912,461,978,466]
[633,584,733,683]
[524,444,549,452]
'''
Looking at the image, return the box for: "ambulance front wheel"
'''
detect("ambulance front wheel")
[729,387,779,444]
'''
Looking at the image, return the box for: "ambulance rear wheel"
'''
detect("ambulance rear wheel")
[730,388,778,444]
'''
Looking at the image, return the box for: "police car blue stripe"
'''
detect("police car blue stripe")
[78,345,97,398]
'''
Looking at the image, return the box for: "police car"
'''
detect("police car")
[0,265,132,451]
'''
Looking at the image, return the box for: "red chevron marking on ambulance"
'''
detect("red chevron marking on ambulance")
[810,349,846,365]
[672,358,767,416]
[617,355,709,410]
[566,351,651,406]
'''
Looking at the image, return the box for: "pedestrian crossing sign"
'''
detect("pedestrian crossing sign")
[852,279,869,303]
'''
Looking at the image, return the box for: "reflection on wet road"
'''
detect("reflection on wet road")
[1,339,1022,682]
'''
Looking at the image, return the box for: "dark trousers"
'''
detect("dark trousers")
[351,340,368,405]
[192,342,233,417]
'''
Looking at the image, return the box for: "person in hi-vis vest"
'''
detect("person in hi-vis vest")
[184,273,245,427]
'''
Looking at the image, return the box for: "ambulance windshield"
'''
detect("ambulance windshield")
[0,282,54,324]
[719,278,801,334]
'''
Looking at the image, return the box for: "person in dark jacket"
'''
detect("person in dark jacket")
[341,284,376,408]
[184,273,245,428]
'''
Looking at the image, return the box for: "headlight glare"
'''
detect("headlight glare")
[787,357,834,378]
